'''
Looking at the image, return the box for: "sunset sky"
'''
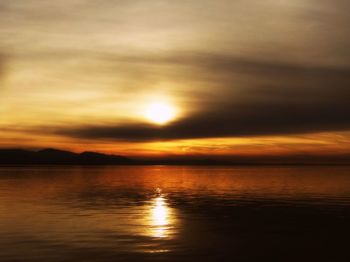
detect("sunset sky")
[1,0,350,161]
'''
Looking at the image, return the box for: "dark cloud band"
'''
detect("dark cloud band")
[56,54,350,141]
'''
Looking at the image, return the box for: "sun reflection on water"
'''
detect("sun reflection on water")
[145,189,176,239]
[151,196,168,238]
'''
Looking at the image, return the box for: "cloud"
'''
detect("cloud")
[2,0,350,144]
[0,54,6,86]
[55,53,350,141]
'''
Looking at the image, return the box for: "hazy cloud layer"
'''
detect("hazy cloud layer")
[58,53,350,141]
[0,54,5,77]
[1,0,350,147]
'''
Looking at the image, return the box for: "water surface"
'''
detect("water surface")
[0,166,349,261]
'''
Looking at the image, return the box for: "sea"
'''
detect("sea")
[0,166,349,261]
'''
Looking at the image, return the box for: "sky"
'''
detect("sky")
[1,0,350,162]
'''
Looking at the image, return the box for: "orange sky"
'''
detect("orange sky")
[1,0,350,161]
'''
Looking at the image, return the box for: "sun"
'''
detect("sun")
[145,101,176,125]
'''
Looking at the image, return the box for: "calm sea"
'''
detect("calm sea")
[0,166,349,261]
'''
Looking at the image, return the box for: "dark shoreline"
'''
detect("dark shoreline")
[1,148,350,166]
[1,163,350,167]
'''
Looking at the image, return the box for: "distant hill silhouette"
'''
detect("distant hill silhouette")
[1,148,350,166]
[0,148,134,165]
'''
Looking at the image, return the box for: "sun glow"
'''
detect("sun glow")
[145,101,177,125]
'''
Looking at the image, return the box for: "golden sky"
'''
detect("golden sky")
[1,0,350,161]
